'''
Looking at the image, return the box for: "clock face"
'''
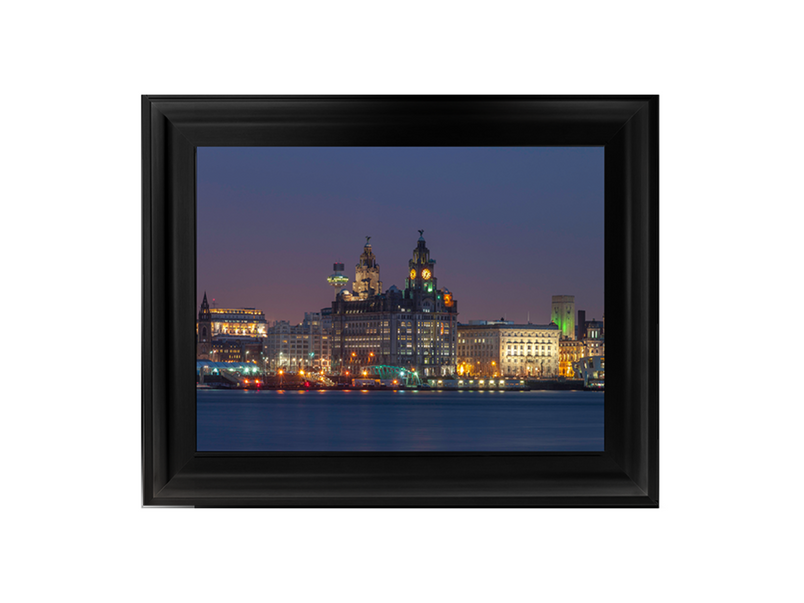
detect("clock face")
[410,269,416,280]
[422,268,432,280]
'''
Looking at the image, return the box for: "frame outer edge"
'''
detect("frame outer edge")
[143,96,659,507]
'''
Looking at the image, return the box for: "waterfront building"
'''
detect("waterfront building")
[352,238,382,299]
[196,292,268,359]
[330,233,458,377]
[551,295,575,340]
[262,311,331,372]
[457,322,560,378]
[560,310,605,377]
[559,339,585,378]
[573,355,605,389]
[583,338,605,359]
[209,336,265,364]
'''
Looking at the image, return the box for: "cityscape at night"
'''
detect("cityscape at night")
[196,147,605,451]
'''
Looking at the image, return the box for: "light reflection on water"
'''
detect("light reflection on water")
[197,389,603,452]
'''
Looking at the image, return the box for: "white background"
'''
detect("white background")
[3,2,802,602]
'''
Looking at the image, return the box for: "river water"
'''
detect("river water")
[197,389,603,452]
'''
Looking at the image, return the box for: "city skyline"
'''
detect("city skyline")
[198,147,604,324]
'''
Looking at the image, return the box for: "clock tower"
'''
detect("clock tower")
[405,230,438,300]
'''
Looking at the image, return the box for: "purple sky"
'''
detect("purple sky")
[197,147,604,325]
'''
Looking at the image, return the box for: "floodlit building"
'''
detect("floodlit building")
[457,322,560,378]
[551,295,575,340]
[330,233,458,377]
[559,339,585,378]
[196,293,267,360]
[583,338,604,359]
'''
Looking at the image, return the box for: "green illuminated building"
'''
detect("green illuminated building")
[551,295,575,340]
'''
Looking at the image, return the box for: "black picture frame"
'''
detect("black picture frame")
[142,95,658,508]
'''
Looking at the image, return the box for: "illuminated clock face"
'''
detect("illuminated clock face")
[422,268,432,280]
[410,269,416,280]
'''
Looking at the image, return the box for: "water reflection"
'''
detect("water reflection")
[197,389,603,452]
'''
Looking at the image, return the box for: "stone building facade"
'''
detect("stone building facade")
[457,322,560,378]
[196,292,267,360]
[559,339,584,377]
[330,233,458,376]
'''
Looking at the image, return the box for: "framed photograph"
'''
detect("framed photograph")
[142,95,658,507]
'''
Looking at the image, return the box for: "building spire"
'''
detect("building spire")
[199,291,211,319]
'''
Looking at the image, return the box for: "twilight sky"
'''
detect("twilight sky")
[197,147,604,325]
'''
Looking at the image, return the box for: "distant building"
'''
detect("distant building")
[467,319,514,326]
[263,312,331,372]
[330,233,458,377]
[196,293,267,360]
[581,319,604,340]
[559,339,584,378]
[457,323,560,378]
[560,310,605,378]
[551,295,575,340]
[583,338,604,359]
[209,336,265,364]
[574,355,605,389]
[576,310,586,340]
[352,238,382,299]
